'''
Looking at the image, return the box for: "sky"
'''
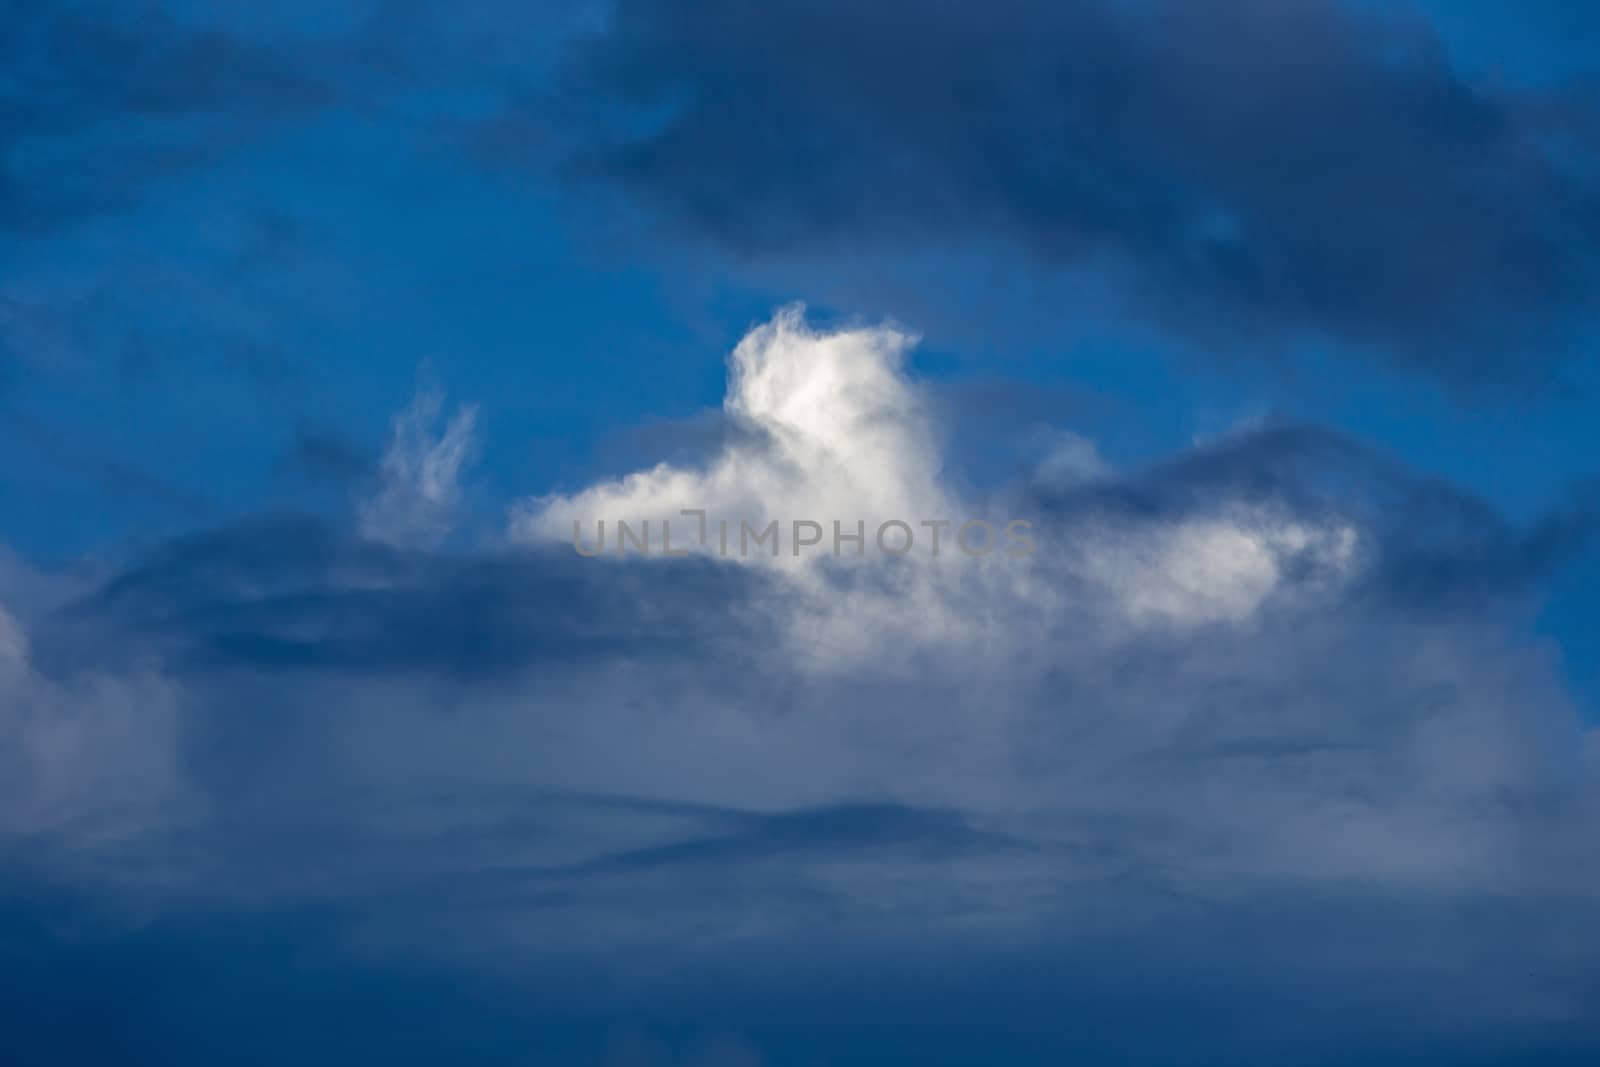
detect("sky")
[3,1,1600,1063]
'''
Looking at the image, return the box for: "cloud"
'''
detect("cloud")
[7,4,1600,1056]
[515,309,1362,656]
[82,513,771,680]
[549,0,1600,383]
[493,309,1596,918]
[514,306,950,565]
[358,385,479,550]
[0,593,197,870]
[7,311,1600,1060]
[43,307,1582,903]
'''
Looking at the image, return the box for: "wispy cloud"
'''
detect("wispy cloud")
[359,385,479,550]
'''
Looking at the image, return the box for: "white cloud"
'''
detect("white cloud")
[1029,427,1111,488]
[513,305,951,566]
[511,307,1359,653]
[474,307,1597,903]
[1086,508,1360,625]
[359,385,479,549]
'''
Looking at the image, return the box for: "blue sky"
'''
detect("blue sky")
[4,2,1600,1064]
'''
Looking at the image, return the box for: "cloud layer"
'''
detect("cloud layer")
[5,309,1597,1063]
[552,0,1600,382]
[6,4,1600,1061]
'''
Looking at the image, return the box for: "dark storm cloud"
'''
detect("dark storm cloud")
[63,514,778,679]
[556,0,1600,382]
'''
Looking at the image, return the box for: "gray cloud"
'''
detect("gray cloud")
[6,406,1600,1058]
[546,0,1600,384]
